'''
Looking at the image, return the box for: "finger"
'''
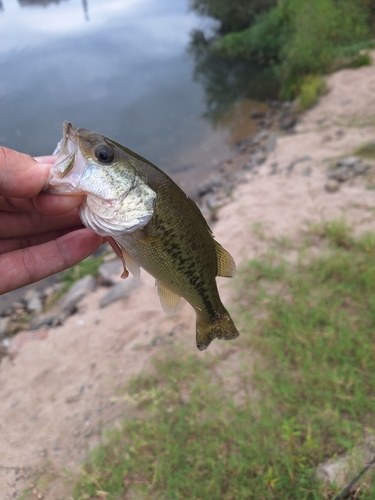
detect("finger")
[0,147,54,197]
[0,229,104,295]
[0,227,81,254]
[0,210,83,238]
[0,192,84,216]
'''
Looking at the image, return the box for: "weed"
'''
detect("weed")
[297,75,327,111]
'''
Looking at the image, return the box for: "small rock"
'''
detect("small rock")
[83,429,93,438]
[286,162,295,175]
[62,275,96,314]
[99,278,143,308]
[254,130,269,144]
[252,151,267,165]
[279,111,297,131]
[325,179,340,193]
[98,259,124,286]
[353,163,371,176]
[316,434,375,488]
[24,289,43,314]
[29,314,61,330]
[197,176,223,196]
[7,330,48,359]
[337,156,361,169]
[328,166,351,182]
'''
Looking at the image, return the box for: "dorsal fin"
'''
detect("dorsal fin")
[156,280,181,315]
[214,241,236,277]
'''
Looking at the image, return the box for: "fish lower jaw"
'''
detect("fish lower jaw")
[45,180,80,195]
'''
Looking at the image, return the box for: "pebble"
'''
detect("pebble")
[325,179,340,193]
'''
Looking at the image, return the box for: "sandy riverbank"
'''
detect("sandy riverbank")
[1,59,375,499]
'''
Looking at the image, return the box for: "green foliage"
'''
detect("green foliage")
[350,51,372,68]
[213,7,289,62]
[73,222,375,499]
[279,0,371,97]
[193,0,374,101]
[297,75,327,111]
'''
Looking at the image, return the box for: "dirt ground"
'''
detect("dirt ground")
[1,59,375,499]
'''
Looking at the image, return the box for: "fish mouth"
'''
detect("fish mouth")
[45,121,86,194]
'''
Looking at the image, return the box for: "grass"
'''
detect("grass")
[71,221,375,500]
[355,142,375,161]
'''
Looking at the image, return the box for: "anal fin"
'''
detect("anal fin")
[214,240,236,277]
[156,281,181,315]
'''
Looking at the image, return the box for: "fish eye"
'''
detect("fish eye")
[95,145,114,163]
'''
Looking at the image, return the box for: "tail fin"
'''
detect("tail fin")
[196,310,239,351]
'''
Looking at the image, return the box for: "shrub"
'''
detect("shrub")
[297,75,327,111]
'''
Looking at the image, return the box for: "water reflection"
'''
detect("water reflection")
[17,0,89,21]
[82,0,88,20]
[18,0,68,6]
[188,29,279,122]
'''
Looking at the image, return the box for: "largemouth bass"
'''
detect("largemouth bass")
[46,122,239,350]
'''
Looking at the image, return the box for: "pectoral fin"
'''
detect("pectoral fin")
[156,281,181,315]
[214,241,236,277]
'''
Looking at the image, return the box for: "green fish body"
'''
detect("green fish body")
[47,122,239,350]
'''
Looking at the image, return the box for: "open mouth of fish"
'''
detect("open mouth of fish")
[46,121,87,195]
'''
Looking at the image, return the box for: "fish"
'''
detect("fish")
[46,122,239,350]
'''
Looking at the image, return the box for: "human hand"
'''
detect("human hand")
[0,147,104,294]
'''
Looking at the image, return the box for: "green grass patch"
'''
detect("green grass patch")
[355,142,375,161]
[59,255,104,293]
[73,221,375,499]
